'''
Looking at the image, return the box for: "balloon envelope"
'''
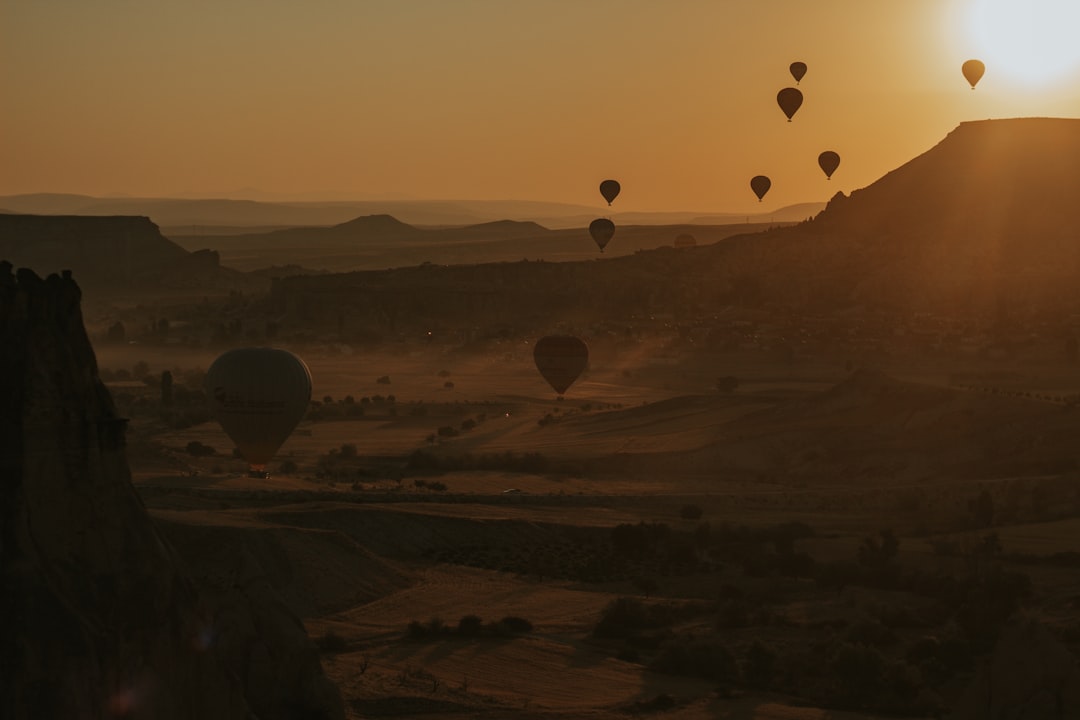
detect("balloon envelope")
[818,151,841,179]
[962,59,985,88]
[534,336,588,395]
[777,87,803,121]
[750,175,772,201]
[599,179,621,205]
[789,61,807,83]
[206,348,312,469]
[589,218,616,252]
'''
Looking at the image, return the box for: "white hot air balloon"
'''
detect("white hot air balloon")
[205,347,312,477]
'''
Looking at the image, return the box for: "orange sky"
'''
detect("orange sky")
[3,0,1080,213]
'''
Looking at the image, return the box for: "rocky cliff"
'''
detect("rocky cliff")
[0,214,236,290]
[0,264,342,720]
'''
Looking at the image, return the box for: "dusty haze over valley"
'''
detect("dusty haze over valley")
[4,2,1080,719]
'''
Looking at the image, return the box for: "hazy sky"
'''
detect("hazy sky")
[4,0,1080,212]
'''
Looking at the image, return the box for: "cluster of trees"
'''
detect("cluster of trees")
[406,615,533,641]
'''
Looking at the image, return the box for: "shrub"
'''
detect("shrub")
[743,641,775,690]
[651,638,738,684]
[495,616,533,635]
[315,630,348,653]
[278,459,299,474]
[457,615,484,637]
[185,440,215,457]
[679,504,703,520]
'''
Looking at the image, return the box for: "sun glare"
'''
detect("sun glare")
[967,0,1080,86]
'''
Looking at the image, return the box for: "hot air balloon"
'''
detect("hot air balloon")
[818,151,840,179]
[599,179,621,205]
[962,59,985,89]
[674,233,697,248]
[750,175,771,201]
[790,61,807,84]
[534,335,588,396]
[589,218,615,252]
[206,347,312,477]
[777,87,803,122]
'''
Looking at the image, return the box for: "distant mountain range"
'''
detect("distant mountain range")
[169,214,787,271]
[270,117,1080,325]
[0,193,824,233]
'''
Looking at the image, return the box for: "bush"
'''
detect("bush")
[743,641,775,690]
[495,616,533,635]
[457,615,484,637]
[651,638,738,684]
[315,630,348,653]
[679,504,703,520]
[278,459,299,475]
[185,440,215,457]
[376,375,391,384]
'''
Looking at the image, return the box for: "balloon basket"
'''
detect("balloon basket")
[248,469,271,479]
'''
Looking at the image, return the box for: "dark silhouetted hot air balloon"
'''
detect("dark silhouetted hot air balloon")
[206,347,312,476]
[750,175,771,201]
[534,335,588,395]
[674,233,697,248]
[962,59,985,89]
[818,151,840,179]
[790,61,807,84]
[589,218,615,252]
[599,179,621,205]
[777,88,803,122]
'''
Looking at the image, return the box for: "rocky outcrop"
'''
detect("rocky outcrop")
[0,214,189,285]
[0,214,242,291]
[0,264,342,720]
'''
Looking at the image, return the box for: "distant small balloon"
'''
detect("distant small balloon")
[962,59,985,89]
[534,335,589,396]
[818,151,841,179]
[790,61,807,84]
[589,218,615,252]
[777,87,803,122]
[599,179,621,205]
[750,175,772,202]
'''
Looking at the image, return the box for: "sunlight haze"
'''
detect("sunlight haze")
[3,0,1080,211]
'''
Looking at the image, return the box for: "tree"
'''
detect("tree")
[680,504,703,520]
[107,321,125,343]
[743,641,775,690]
[858,529,899,580]
[715,376,740,393]
[970,489,995,528]
[633,577,659,598]
[161,370,173,407]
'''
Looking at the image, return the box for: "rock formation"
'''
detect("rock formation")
[0,263,342,720]
[0,214,234,289]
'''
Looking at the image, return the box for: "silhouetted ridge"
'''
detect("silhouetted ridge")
[0,213,219,286]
